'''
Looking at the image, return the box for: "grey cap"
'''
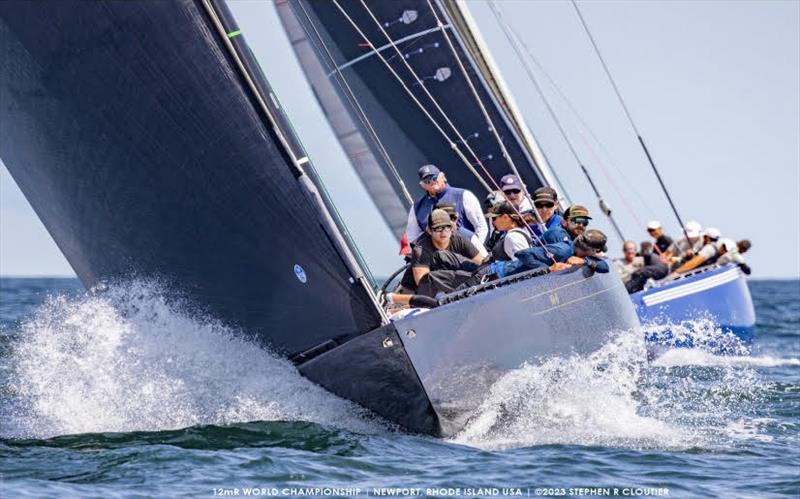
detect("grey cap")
[575,229,608,253]
[428,209,452,229]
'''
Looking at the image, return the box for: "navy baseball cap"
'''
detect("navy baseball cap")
[418,164,441,179]
[500,174,523,192]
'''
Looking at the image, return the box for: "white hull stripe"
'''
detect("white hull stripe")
[642,268,742,307]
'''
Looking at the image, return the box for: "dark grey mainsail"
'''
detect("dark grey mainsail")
[276,0,560,237]
[0,0,383,356]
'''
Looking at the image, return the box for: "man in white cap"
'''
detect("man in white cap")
[404,164,487,247]
[716,239,752,274]
[646,220,673,254]
[672,229,723,275]
[661,220,703,265]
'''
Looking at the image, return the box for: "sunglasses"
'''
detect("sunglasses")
[432,226,452,233]
[421,174,439,184]
[535,202,555,209]
[504,189,521,195]
[570,217,590,227]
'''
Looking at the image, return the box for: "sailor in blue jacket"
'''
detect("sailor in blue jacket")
[530,187,563,238]
[487,205,596,277]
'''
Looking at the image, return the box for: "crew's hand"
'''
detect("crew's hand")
[566,256,585,266]
[549,262,571,272]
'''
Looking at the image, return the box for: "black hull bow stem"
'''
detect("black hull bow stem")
[0,0,640,436]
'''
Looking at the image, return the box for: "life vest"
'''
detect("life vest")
[491,227,532,261]
[414,186,475,237]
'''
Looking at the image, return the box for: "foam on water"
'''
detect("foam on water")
[654,349,800,368]
[452,321,779,451]
[3,280,384,439]
[3,280,788,452]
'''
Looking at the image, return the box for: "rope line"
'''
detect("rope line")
[295,0,414,205]
[331,0,491,193]
[571,0,691,245]
[488,0,659,223]
[333,0,555,262]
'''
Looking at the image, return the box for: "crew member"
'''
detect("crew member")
[392,209,484,300]
[404,164,487,246]
[661,221,703,265]
[646,220,673,254]
[488,201,534,261]
[613,240,644,283]
[530,187,562,238]
[499,174,533,213]
[550,230,611,274]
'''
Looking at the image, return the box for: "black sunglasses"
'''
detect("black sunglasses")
[432,226,452,233]
[535,202,554,209]
[570,217,590,227]
[505,189,521,195]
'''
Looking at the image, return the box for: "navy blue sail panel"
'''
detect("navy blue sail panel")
[0,0,382,355]
[283,0,548,234]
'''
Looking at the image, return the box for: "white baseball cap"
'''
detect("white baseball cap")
[704,227,721,240]
[647,220,662,230]
[684,221,702,239]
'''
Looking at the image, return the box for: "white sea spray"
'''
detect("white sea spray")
[452,320,781,451]
[5,279,384,438]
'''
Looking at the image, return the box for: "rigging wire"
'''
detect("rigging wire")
[486,1,659,222]
[332,0,556,262]
[423,0,532,200]
[295,0,414,206]
[570,0,691,244]
[357,0,561,252]
[487,0,625,244]
[330,0,491,192]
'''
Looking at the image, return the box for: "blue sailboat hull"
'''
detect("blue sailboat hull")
[630,264,755,353]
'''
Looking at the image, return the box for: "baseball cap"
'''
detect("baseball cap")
[533,187,557,205]
[489,201,516,218]
[565,204,592,220]
[500,174,524,192]
[418,164,441,180]
[575,229,608,253]
[704,227,721,240]
[684,221,702,239]
[647,220,662,231]
[428,209,452,230]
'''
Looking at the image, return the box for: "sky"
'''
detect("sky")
[1,0,798,279]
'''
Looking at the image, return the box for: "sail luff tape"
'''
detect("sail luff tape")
[226,30,242,39]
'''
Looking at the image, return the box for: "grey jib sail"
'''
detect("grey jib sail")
[276,0,553,238]
[0,0,383,356]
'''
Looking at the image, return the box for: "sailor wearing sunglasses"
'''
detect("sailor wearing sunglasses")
[405,164,487,248]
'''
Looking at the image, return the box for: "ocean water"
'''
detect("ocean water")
[0,278,797,498]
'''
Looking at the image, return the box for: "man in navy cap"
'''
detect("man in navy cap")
[405,164,487,247]
[499,173,533,213]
